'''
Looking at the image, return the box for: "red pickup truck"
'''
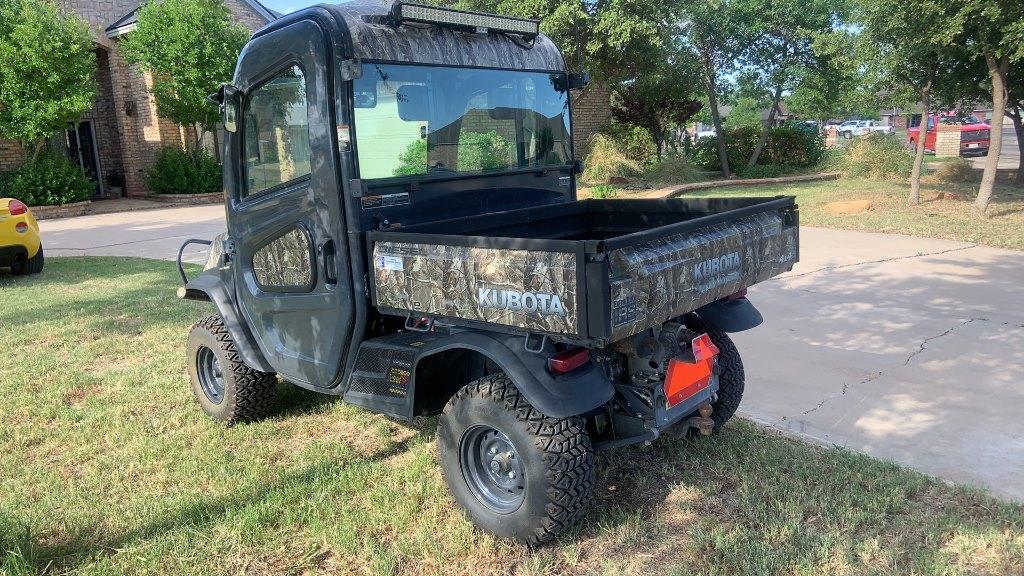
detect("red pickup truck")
[907,113,990,156]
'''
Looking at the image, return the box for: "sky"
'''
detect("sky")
[260,0,330,15]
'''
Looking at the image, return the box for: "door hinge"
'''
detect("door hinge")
[340,58,362,81]
[349,178,366,197]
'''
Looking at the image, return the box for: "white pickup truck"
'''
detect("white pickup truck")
[851,120,895,137]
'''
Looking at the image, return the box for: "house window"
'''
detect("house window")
[243,65,312,196]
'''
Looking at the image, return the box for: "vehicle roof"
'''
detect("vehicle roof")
[254,0,566,72]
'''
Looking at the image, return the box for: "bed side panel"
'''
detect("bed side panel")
[607,212,798,341]
[373,241,579,335]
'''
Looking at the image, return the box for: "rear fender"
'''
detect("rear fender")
[694,297,763,333]
[178,268,275,373]
[414,331,615,419]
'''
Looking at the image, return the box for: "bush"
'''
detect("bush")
[839,133,914,181]
[735,164,790,179]
[930,158,978,183]
[6,152,93,206]
[589,184,618,199]
[691,126,825,171]
[601,123,657,165]
[644,156,702,183]
[582,133,642,184]
[148,147,222,194]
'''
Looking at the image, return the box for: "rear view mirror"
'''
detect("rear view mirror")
[396,85,429,121]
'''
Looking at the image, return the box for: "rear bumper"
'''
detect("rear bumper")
[960,141,989,155]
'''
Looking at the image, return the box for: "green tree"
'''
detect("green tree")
[610,60,703,158]
[957,0,1024,215]
[0,0,96,160]
[857,0,965,205]
[674,0,757,177]
[725,97,765,128]
[120,0,249,150]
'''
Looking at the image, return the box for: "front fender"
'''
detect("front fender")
[178,268,275,373]
[416,331,615,419]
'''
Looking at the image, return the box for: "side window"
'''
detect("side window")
[244,65,311,196]
[927,116,935,130]
[252,227,315,291]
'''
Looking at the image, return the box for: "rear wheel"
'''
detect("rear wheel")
[686,316,745,431]
[437,373,595,545]
[186,314,277,425]
[11,247,43,275]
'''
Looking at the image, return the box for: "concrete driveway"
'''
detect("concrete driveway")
[39,208,1024,501]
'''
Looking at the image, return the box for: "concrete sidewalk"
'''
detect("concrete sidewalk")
[37,208,1024,501]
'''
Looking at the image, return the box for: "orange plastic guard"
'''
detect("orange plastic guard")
[664,334,720,408]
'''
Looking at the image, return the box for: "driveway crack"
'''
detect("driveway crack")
[801,318,977,415]
[777,243,979,281]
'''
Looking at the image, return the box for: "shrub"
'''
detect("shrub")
[839,133,914,181]
[582,133,642,184]
[735,164,789,179]
[601,123,657,165]
[691,126,825,171]
[6,152,93,206]
[148,147,222,194]
[930,158,978,183]
[644,156,702,183]
[590,184,618,199]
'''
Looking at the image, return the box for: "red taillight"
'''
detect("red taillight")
[725,288,747,301]
[15,222,29,233]
[8,199,28,216]
[548,347,590,374]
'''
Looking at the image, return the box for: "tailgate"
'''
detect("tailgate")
[602,204,798,341]
[370,238,583,337]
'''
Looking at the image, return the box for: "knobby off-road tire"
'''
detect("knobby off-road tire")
[12,247,44,275]
[186,314,277,425]
[686,316,745,431]
[438,373,596,545]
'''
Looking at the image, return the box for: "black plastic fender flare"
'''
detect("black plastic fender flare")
[178,268,275,373]
[694,297,763,333]
[414,330,615,419]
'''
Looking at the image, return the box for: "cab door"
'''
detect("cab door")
[227,19,354,389]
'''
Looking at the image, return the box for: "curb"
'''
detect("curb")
[30,200,91,220]
[635,172,841,199]
[145,192,224,205]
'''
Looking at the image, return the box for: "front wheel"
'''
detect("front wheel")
[438,373,596,545]
[186,314,278,425]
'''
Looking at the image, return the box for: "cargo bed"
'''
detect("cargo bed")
[369,196,799,344]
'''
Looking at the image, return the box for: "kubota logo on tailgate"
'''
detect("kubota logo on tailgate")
[478,287,567,316]
[693,252,741,290]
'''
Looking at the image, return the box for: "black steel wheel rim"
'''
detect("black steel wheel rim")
[459,424,526,514]
[196,346,225,404]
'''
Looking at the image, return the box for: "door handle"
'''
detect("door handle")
[321,239,337,284]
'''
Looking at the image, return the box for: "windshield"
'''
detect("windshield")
[352,64,572,180]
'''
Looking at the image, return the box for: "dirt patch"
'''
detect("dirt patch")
[63,384,102,407]
[822,199,873,214]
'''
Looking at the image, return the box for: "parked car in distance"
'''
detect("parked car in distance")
[852,120,895,137]
[0,198,44,275]
[837,120,860,138]
[696,129,717,140]
[907,113,990,156]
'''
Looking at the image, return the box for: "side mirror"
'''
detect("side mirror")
[573,159,584,174]
[567,72,590,90]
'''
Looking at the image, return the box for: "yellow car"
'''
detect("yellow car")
[0,198,44,275]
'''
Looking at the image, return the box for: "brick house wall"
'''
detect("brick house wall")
[570,83,612,156]
[0,0,272,199]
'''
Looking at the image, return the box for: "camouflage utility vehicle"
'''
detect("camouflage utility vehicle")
[178,0,799,544]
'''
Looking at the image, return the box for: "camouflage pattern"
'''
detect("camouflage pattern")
[331,1,565,71]
[252,228,314,288]
[203,233,229,271]
[373,241,578,334]
[607,212,798,341]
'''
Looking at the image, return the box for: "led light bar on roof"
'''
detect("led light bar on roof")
[391,2,539,37]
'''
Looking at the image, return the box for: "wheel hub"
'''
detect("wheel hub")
[460,425,526,513]
[196,346,225,405]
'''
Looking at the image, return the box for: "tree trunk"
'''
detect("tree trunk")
[1009,106,1024,187]
[909,76,932,205]
[748,82,785,168]
[702,54,730,178]
[975,53,1008,216]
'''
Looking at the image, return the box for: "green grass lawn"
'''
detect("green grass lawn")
[2,258,1023,575]
[684,178,1024,251]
